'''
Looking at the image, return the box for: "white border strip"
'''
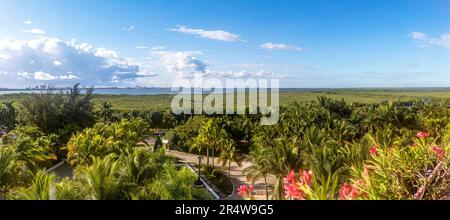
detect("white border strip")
[46,160,66,173]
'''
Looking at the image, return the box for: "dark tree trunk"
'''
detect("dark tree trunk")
[229,160,231,177]
[206,148,210,166]
[264,175,269,200]
[212,146,215,168]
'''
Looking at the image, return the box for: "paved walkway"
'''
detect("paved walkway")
[166,150,276,200]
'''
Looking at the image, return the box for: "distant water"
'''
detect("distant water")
[0,87,279,95]
[0,88,178,96]
[1,87,450,96]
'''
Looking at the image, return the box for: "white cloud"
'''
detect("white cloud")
[136,45,148,49]
[123,25,135,31]
[151,49,279,79]
[0,53,10,60]
[204,69,278,79]
[151,50,207,78]
[59,74,78,80]
[409,31,450,49]
[260,42,304,51]
[0,37,155,87]
[168,25,245,42]
[151,46,165,50]
[24,20,32,25]
[21,28,46,35]
[34,71,56,80]
[53,60,62,66]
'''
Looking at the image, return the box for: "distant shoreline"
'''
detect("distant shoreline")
[2,87,450,91]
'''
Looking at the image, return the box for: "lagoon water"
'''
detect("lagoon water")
[0,87,288,96]
[0,88,179,96]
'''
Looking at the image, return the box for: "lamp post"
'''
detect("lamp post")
[194,151,204,187]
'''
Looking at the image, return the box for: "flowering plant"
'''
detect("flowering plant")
[344,132,449,200]
[238,184,254,199]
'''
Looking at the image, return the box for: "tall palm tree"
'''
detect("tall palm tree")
[218,140,242,177]
[195,119,222,167]
[243,146,271,200]
[99,101,114,123]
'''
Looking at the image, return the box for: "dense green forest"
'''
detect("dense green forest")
[1,85,450,200]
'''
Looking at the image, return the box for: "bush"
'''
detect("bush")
[20,84,95,138]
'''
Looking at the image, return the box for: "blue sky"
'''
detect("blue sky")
[0,0,449,88]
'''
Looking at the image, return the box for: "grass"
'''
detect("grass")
[194,164,234,197]
[1,89,450,112]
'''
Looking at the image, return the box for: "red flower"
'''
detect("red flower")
[248,185,255,192]
[432,145,445,161]
[339,180,364,200]
[370,146,378,156]
[416,131,430,139]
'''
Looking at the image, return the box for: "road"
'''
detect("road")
[166,150,276,200]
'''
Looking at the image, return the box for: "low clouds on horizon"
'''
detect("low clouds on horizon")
[0,37,156,87]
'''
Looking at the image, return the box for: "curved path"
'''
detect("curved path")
[166,150,276,200]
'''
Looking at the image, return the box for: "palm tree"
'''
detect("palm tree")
[99,101,114,123]
[74,155,124,200]
[243,146,271,200]
[218,140,242,177]
[191,133,205,184]
[144,164,204,200]
[195,118,230,168]
[120,148,158,185]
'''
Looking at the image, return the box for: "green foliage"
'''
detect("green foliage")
[67,119,149,165]
[134,164,209,200]
[0,148,17,194]
[73,155,127,200]
[166,116,208,152]
[20,84,95,137]
[349,137,450,200]
[0,101,18,131]
[12,171,58,200]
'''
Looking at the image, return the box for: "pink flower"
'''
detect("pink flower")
[283,170,313,200]
[339,180,365,200]
[370,146,378,156]
[284,182,303,199]
[432,145,445,161]
[416,131,430,139]
[339,183,353,200]
[286,170,296,183]
[299,170,313,186]
[238,185,247,196]
[238,184,255,197]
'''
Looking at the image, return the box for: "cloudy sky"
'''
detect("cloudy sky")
[0,0,449,88]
